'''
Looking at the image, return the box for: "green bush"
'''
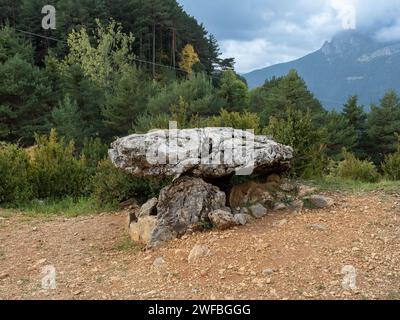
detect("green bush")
[264,107,327,178]
[336,149,380,183]
[204,109,261,133]
[80,137,108,171]
[0,143,33,204]
[381,135,400,181]
[30,129,88,199]
[91,159,171,205]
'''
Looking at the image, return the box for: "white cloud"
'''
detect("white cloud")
[220,39,309,73]
[329,0,357,29]
[179,0,400,73]
[375,20,400,42]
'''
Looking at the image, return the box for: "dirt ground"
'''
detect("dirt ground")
[1,191,400,300]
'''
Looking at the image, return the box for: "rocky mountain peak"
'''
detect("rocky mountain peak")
[321,30,375,58]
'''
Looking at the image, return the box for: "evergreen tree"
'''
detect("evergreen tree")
[321,111,357,161]
[147,73,222,119]
[5,0,224,75]
[366,90,400,164]
[342,95,366,129]
[51,95,83,144]
[0,25,33,63]
[103,65,156,137]
[342,95,367,157]
[249,70,324,126]
[0,27,52,144]
[50,63,106,142]
[217,70,249,112]
[264,106,326,178]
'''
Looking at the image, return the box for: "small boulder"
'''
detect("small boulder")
[280,180,296,192]
[273,202,287,211]
[129,216,157,244]
[297,185,317,198]
[289,200,304,214]
[262,268,277,276]
[306,195,334,208]
[273,219,288,227]
[153,257,165,268]
[249,204,268,219]
[208,210,237,230]
[138,197,158,218]
[188,245,211,263]
[234,214,253,226]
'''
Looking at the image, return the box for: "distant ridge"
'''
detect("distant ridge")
[242,30,400,110]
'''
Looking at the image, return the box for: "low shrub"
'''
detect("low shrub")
[0,143,33,204]
[382,153,400,181]
[80,137,108,179]
[91,159,171,206]
[381,135,400,181]
[336,149,380,183]
[29,129,88,199]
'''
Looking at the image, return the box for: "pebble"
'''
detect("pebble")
[153,257,165,268]
[308,223,328,231]
[262,269,276,276]
[0,273,9,280]
[273,219,288,227]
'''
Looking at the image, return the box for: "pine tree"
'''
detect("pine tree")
[342,95,367,158]
[217,70,249,112]
[342,95,366,129]
[51,95,83,144]
[249,70,324,126]
[102,65,156,137]
[264,106,327,178]
[321,111,357,161]
[367,90,400,164]
[0,55,52,144]
[0,27,52,144]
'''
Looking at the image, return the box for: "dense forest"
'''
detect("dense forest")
[1,1,400,207]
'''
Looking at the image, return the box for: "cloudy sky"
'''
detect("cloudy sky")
[178,0,400,73]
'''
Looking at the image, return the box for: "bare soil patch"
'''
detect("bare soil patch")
[1,191,400,300]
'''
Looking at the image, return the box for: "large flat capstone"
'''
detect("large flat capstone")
[109,128,293,178]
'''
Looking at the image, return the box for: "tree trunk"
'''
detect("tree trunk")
[152,22,156,78]
[172,26,176,69]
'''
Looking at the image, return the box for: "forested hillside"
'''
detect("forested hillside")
[0,1,400,208]
[0,0,233,74]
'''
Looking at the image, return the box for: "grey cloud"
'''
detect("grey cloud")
[179,0,400,72]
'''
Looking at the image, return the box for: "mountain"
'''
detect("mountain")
[242,30,400,110]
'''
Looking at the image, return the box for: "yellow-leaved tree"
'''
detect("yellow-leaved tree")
[64,19,135,88]
[178,44,200,75]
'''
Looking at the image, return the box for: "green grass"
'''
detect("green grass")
[304,177,400,194]
[114,233,144,252]
[387,291,400,300]
[1,197,118,217]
